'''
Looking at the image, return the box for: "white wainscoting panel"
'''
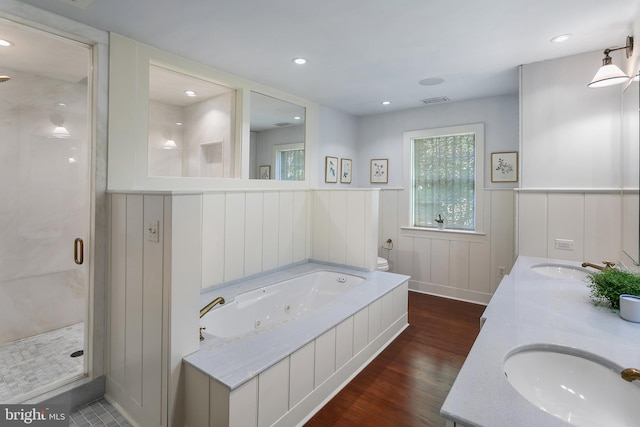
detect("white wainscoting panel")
[353,308,369,356]
[292,191,309,264]
[224,193,246,282]
[262,192,281,272]
[278,191,295,268]
[328,191,347,264]
[142,195,164,423]
[258,358,290,427]
[289,341,315,409]
[517,191,621,264]
[517,192,548,258]
[229,378,258,427]
[584,193,621,263]
[380,189,515,304]
[124,195,143,403]
[202,193,226,288]
[245,192,264,277]
[312,189,379,271]
[201,190,310,289]
[314,328,336,387]
[335,316,354,370]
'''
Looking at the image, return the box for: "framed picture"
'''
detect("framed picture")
[340,158,352,184]
[259,165,270,180]
[325,156,338,183]
[491,152,518,182]
[370,159,388,184]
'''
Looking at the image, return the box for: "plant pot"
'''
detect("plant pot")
[437,222,445,230]
[620,295,640,323]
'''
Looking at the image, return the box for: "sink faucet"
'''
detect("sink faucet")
[581,260,616,270]
[621,368,640,382]
[200,296,225,318]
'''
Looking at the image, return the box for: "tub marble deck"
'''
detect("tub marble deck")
[441,256,640,427]
[184,262,410,390]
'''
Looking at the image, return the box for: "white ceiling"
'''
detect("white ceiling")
[11,0,640,116]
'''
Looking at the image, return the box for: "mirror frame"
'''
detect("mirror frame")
[622,72,640,266]
[107,34,318,191]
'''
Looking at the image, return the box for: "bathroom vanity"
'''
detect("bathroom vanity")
[441,256,640,427]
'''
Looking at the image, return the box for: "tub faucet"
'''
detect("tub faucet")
[200,296,225,318]
[581,260,616,271]
[621,368,640,382]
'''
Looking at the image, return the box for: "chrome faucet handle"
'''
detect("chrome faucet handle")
[199,327,206,341]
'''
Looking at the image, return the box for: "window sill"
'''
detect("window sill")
[400,226,487,238]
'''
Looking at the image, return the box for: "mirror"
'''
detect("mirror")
[147,64,237,178]
[622,73,640,265]
[249,91,306,180]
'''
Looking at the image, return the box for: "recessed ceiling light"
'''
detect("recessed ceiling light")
[292,57,307,65]
[184,90,197,97]
[0,39,13,47]
[293,116,301,120]
[419,77,445,86]
[382,101,391,105]
[550,34,571,43]
[176,122,183,126]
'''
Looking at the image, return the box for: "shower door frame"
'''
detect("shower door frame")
[0,3,109,404]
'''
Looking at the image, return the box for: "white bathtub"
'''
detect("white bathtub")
[184,263,409,427]
[200,271,365,338]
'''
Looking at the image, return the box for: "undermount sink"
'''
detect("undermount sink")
[530,263,591,280]
[504,345,640,426]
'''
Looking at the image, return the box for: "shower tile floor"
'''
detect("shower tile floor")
[0,323,84,402]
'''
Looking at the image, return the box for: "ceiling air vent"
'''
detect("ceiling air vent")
[421,96,450,105]
[274,122,294,127]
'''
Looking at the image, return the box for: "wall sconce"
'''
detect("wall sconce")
[49,112,71,138]
[588,36,634,88]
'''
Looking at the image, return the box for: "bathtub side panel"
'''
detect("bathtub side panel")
[336,316,354,370]
[289,341,315,409]
[353,307,369,356]
[184,364,209,427]
[314,328,336,386]
[258,358,290,427]
[229,377,258,427]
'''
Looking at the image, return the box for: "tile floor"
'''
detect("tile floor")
[0,323,84,401]
[0,325,132,426]
[70,398,132,427]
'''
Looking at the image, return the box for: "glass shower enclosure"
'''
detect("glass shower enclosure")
[0,17,92,402]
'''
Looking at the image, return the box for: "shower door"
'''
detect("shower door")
[0,18,92,402]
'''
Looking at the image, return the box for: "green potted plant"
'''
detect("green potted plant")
[435,214,445,230]
[587,268,640,310]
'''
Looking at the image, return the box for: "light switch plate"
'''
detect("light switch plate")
[147,220,159,242]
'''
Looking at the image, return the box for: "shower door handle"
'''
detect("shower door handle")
[74,238,84,265]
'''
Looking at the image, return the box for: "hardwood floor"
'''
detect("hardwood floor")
[305,291,485,427]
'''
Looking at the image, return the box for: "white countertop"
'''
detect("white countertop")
[183,262,409,390]
[441,256,640,427]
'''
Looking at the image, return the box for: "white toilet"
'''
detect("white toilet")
[377,256,390,271]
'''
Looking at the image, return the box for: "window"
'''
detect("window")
[404,124,484,231]
[273,143,304,180]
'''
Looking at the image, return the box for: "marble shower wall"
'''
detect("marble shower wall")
[0,69,89,345]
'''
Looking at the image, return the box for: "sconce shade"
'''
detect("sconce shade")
[50,125,70,138]
[588,61,629,88]
[163,139,177,149]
